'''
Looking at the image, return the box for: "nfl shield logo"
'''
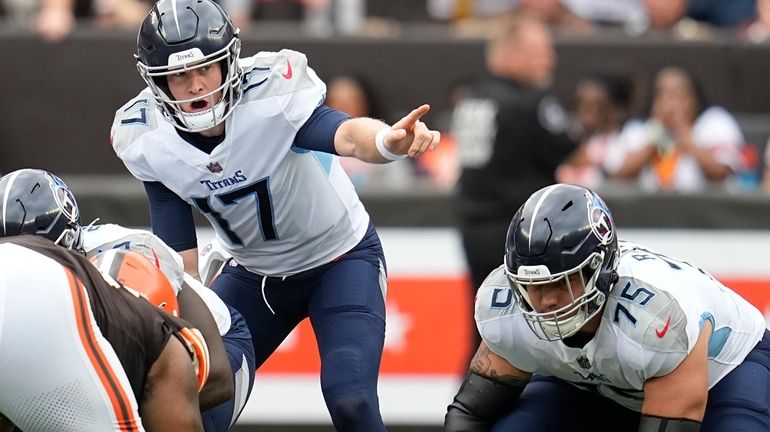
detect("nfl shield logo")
[206,162,223,173]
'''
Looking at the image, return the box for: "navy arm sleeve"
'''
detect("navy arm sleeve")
[143,181,198,252]
[293,105,351,154]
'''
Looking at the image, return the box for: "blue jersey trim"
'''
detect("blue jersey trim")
[293,105,351,155]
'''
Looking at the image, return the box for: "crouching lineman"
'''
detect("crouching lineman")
[0,235,207,431]
[0,168,256,431]
[445,183,770,432]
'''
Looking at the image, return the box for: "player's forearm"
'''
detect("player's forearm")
[444,372,526,432]
[334,117,393,164]
[179,248,202,281]
[445,342,530,431]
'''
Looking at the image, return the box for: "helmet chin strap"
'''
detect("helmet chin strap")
[178,99,227,132]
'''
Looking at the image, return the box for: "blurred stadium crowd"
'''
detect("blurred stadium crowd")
[3,0,770,196]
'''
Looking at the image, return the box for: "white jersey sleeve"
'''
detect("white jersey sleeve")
[111,89,164,182]
[242,49,327,127]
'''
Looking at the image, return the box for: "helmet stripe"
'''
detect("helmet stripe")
[1,170,24,236]
[171,0,182,38]
[527,184,563,251]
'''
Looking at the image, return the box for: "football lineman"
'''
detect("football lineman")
[445,184,770,432]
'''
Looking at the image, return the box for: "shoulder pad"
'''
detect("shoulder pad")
[475,265,517,323]
[239,50,326,114]
[111,90,160,154]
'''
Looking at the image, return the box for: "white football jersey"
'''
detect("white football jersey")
[81,224,232,335]
[111,49,370,277]
[476,240,766,411]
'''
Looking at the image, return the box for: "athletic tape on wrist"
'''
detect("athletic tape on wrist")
[375,127,407,161]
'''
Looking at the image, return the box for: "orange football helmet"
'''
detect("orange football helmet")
[90,249,180,316]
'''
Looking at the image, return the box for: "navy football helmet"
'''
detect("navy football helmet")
[136,0,242,132]
[0,169,83,250]
[504,184,618,341]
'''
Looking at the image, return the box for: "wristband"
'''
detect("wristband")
[375,127,407,161]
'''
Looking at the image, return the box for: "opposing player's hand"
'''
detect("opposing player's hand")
[383,104,441,158]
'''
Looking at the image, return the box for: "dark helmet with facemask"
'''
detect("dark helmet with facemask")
[504,184,618,341]
[136,0,242,132]
[0,169,83,250]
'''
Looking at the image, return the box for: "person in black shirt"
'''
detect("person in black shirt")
[450,12,578,362]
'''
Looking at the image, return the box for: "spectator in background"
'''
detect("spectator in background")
[560,0,647,28]
[427,0,517,22]
[611,66,744,192]
[219,0,304,30]
[450,12,577,362]
[326,75,380,188]
[644,0,689,30]
[556,71,634,188]
[763,139,770,192]
[744,0,770,41]
[4,0,150,42]
[687,0,756,29]
[326,74,374,119]
[93,0,150,30]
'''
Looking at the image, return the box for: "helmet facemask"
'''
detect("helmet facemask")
[505,251,607,341]
[137,35,242,133]
[53,220,82,251]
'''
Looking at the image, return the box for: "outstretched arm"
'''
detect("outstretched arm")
[444,341,532,432]
[334,104,441,163]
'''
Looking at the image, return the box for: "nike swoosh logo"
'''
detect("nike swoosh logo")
[655,315,672,338]
[282,60,293,79]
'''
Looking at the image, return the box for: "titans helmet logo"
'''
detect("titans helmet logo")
[46,173,79,222]
[585,191,614,245]
[589,207,614,245]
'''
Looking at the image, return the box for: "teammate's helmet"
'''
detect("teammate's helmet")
[136,0,242,132]
[504,184,618,341]
[0,169,83,250]
[90,249,180,317]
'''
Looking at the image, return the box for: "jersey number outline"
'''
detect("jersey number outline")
[193,178,277,246]
[613,281,655,325]
[120,99,149,125]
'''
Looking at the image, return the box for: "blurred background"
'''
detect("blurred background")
[3,0,770,430]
